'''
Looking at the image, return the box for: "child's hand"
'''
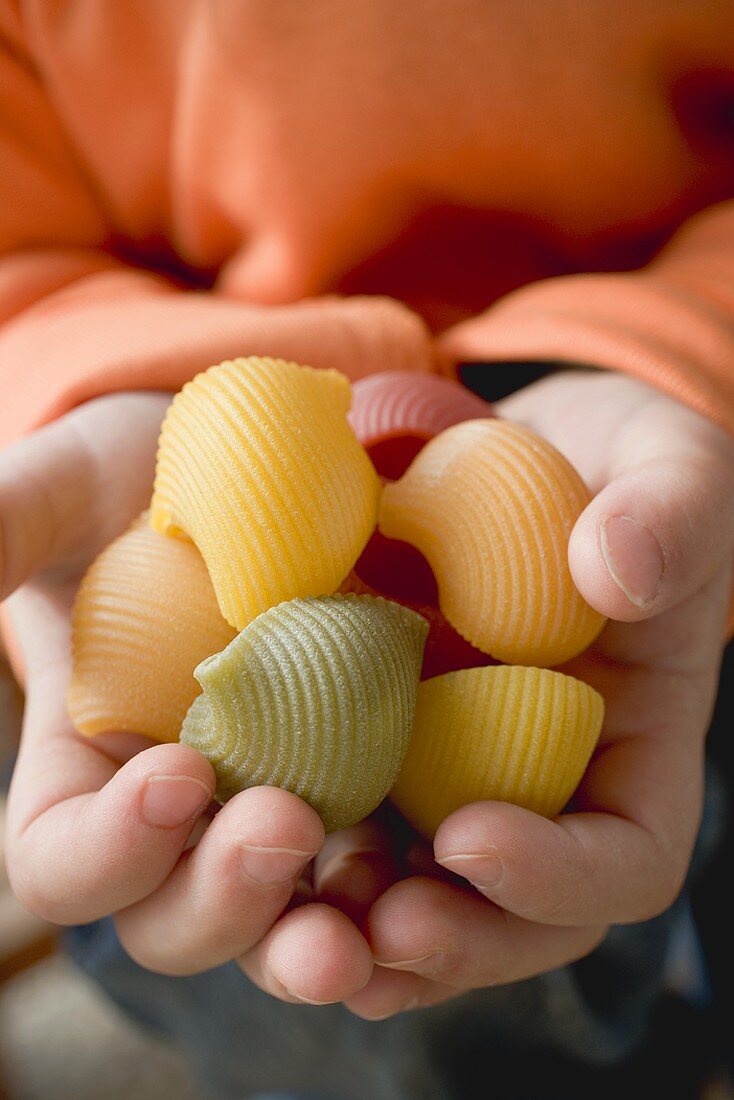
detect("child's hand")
[1,392,373,1004]
[311,371,734,1019]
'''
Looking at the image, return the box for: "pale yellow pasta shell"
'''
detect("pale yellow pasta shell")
[68,515,236,742]
[181,594,428,832]
[379,419,606,666]
[391,665,604,838]
[150,357,381,630]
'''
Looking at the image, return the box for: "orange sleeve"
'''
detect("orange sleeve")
[439,200,734,440]
[0,17,432,451]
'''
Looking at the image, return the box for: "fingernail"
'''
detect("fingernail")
[437,853,503,887]
[142,776,212,828]
[239,845,316,885]
[600,515,664,608]
[377,951,444,974]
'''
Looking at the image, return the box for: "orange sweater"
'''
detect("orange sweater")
[1,0,734,446]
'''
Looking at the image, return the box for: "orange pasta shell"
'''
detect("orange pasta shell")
[68,516,235,742]
[379,419,606,666]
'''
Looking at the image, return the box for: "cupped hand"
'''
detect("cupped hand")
[5,366,731,1018]
[0,391,372,1005]
[315,370,734,1019]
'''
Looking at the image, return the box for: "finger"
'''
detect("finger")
[366,877,606,989]
[433,793,692,930]
[115,787,324,975]
[239,902,373,1005]
[568,396,734,621]
[344,965,456,1020]
[312,816,400,924]
[0,392,169,598]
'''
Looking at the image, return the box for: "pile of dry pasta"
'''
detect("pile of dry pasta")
[67,359,606,836]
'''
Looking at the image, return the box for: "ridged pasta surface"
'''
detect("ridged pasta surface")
[349,371,493,478]
[150,357,381,630]
[379,419,606,666]
[68,515,236,742]
[391,665,604,838]
[181,594,428,832]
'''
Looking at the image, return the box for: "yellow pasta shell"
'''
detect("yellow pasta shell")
[379,419,606,666]
[181,594,429,832]
[68,515,236,742]
[391,665,604,838]
[150,357,381,630]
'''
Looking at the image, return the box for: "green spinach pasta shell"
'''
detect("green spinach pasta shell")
[181,594,428,831]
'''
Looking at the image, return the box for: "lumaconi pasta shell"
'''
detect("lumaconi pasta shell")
[349,371,493,479]
[379,419,606,666]
[180,594,428,832]
[67,515,236,742]
[150,357,381,630]
[390,665,604,838]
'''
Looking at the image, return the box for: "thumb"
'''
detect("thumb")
[569,403,734,622]
[0,392,169,599]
